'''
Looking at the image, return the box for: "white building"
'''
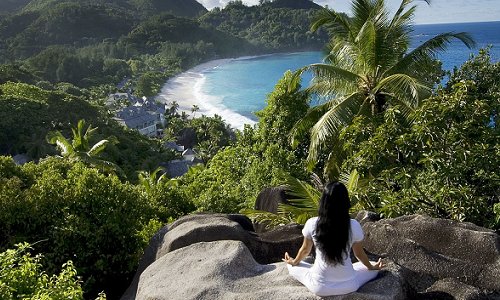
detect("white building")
[110,94,167,137]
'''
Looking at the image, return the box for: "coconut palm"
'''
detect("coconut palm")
[291,0,475,173]
[46,119,121,175]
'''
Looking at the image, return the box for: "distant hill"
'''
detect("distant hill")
[0,2,136,59]
[200,1,327,52]
[0,0,31,14]
[264,0,322,9]
[22,0,207,18]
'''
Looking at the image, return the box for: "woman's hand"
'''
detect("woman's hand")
[283,238,312,266]
[368,258,385,270]
[282,252,298,266]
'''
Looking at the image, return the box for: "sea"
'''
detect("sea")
[157,21,500,130]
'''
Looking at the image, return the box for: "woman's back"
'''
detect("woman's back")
[303,217,364,282]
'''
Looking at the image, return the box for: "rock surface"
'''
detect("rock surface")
[121,213,303,300]
[253,186,289,232]
[123,212,500,300]
[356,211,500,298]
[135,240,408,300]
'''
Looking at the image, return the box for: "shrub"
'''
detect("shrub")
[0,242,84,300]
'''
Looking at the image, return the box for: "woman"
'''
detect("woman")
[282,181,384,296]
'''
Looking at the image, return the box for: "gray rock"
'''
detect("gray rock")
[124,212,500,300]
[358,213,500,295]
[121,213,303,300]
[254,186,289,232]
[135,240,408,300]
[424,278,484,300]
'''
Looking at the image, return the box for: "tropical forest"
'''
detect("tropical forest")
[0,0,498,299]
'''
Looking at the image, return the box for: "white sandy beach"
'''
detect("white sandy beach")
[155,58,258,130]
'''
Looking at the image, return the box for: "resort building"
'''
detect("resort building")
[109,93,167,137]
[162,148,202,178]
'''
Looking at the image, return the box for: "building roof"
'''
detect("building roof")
[106,92,137,106]
[115,106,157,128]
[163,160,191,178]
[164,141,185,152]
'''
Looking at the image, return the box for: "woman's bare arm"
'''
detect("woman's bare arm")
[282,237,313,266]
[352,241,384,270]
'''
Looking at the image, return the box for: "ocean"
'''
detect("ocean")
[157,21,500,130]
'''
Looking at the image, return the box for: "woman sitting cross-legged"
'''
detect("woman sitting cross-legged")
[282,181,384,297]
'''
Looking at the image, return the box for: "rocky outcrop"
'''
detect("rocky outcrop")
[135,240,408,300]
[356,211,500,298]
[121,213,303,300]
[253,186,289,232]
[123,212,500,300]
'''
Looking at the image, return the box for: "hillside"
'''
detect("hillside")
[0,0,31,14]
[265,0,322,9]
[22,0,207,17]
[200,1,327,51]
[0,2,135,60]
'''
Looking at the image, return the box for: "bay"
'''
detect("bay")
[157,21,500,130]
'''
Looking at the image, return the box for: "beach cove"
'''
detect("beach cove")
[155,52,322,130]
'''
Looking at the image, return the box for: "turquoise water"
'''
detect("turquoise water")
[201,52,322,121]
[163,21,500,128]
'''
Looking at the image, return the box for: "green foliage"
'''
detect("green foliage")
[180,142,303,213]
[134,71,164,97]
[0,82,173,179]
[292,0,474,175]
[138,167,196,221]
[1,3,134,60]
[0,243,85,300]
[179,73,310,214]
[338,51,499,228]
[0,157,155,297]
[0,64,38,84]
[200,3,327,52]
[255,70,310,151]
[46,119,123,176]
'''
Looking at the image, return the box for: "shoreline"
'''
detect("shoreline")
[156,58,235,115]
[155,51,322,130]
[155,55,271,130]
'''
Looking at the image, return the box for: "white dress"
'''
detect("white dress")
[286,217,379,296]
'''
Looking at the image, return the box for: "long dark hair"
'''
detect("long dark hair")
[315,181,351,264]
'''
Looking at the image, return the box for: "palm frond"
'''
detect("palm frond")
[46,131,73,157]
[386,32,476,76]
[306,63,362,96]
[240,208,292,229]
[307,93,366,164]
[375,73,430,109]
[289,101,331,149]
[283,175,321,207]
[355,19,377,71]
[277,203,316,225]
[287,68,306,94]
[87,139,109,157]
[311,8,352,40]
[339,169,360,194]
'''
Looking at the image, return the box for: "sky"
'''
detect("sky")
[197,0,500,24]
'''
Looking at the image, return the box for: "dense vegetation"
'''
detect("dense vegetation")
[200,0,327,51]
[0,0,327,90]
[0,0,498,298]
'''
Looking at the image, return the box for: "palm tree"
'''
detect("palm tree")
[242,171,366,228]
[137,166,170,194]
[46,119,121,175]
[291,0,475,173]
[191,105,200,117]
